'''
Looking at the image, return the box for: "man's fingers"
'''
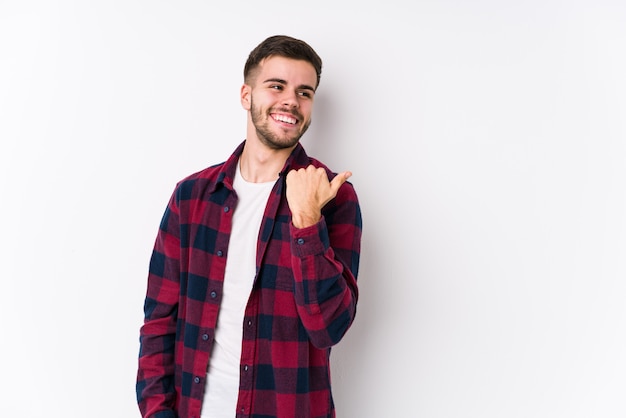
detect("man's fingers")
[329,171,352,194]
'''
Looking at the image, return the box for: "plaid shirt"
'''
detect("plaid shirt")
[136,141,362,418]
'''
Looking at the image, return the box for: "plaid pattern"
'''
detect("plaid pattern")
[137,141,362,418]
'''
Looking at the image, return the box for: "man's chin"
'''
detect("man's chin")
[269,140,299,151]
[260,134,301,150]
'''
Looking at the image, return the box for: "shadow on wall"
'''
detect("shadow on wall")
[303,85,390,416]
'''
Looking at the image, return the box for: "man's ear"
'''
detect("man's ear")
[240,84,251,110]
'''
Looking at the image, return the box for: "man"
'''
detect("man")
[136,35,362,418]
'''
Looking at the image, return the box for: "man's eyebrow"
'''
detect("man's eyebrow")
[263,77,286,84]
[263,78,316,92]
[298,84,316,92]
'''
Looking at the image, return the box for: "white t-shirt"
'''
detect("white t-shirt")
[201,161,276,418]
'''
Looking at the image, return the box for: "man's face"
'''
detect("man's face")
[243,55,317,150]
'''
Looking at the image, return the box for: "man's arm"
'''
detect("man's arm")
[136,190,181,418]
[287,167,362,348]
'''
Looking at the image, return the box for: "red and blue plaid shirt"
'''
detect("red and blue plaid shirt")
[136,141,362,418]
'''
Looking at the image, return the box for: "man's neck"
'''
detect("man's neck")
[239,140,293,183]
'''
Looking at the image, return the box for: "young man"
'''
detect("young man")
[136,35,362,418]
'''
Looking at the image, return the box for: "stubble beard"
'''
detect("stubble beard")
[250,97,311,150]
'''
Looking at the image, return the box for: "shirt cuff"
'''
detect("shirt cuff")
[290,217,329,257]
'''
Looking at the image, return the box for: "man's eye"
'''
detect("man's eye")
[298,91,312,98]
[271,85,283,90]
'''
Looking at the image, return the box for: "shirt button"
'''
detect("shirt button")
[297,238,305,245]
[210,291,217,298]
[247,320,252,327]
[244,365,249,371]
[217,250,223,257]
[223,206,230,213]
[202,334,209,341]
[194,377,200,384]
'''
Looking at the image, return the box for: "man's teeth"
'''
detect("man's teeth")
[274,114,296,124]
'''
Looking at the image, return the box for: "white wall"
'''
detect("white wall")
[1,1,625,417]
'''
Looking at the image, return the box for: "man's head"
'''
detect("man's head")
[244,35,322,89]
[241,36,322,151]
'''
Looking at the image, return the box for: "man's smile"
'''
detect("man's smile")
[271,112,298,125]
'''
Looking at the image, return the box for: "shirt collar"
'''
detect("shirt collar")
[213,140,311,192]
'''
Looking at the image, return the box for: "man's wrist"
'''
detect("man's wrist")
[291,212,321,229]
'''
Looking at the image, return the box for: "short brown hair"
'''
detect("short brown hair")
[244,35,323,89]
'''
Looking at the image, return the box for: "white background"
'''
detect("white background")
[1,1,625,417]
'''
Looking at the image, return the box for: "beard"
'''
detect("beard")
[250,96,311,150]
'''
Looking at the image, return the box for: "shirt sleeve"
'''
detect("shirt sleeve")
[289,180,362,349]
[136,188,182,418]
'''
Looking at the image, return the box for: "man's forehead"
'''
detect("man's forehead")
[258,56,317,81]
